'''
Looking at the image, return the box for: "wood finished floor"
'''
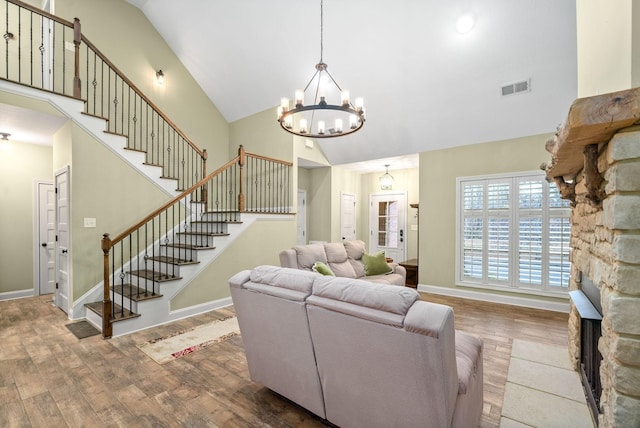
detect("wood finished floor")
[0,292,568,427]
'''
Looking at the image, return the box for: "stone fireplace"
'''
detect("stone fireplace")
[543,87,640,427]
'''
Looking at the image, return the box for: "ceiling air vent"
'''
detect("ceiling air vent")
[501,79,530,97]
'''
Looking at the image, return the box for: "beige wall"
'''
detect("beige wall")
[359,168,419,260]
[55,0,229,164]
[308,167,332,243]
[171,218,295,309]
[0,141,53,295]
[419,133,552,293]
[68,124,169,305]
[230,107,293,162]
[577,0,639,96]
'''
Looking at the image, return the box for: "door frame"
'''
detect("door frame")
[297,189,307,245]
[33,179,55,296]
[55,165,70,313]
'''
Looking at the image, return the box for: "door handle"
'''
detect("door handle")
[41,243,48,247]
[399,229,404,242]
[61,249,68,254]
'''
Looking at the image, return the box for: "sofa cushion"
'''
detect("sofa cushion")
[294,244,327,271]
[312,276,419,316]
[312,261,335,276]
[323,242,357,278]
[343,239,365,260]
[343,240,366,277]
[363,251,393,276]
[249,265,317,295]
[455,330,483,394]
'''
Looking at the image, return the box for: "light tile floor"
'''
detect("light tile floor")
[500,340,596,427]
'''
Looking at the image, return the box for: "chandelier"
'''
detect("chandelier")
[379,165,393,190]
[277,0,365,138]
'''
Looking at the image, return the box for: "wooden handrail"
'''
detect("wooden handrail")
[245,151,293,166]
[108,156,240,247]
[77,37,206,159]
[7,0,74,27]
[7,0,206,160]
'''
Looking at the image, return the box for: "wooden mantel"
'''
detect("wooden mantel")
[544,87,640,179]
[543,87,640,205]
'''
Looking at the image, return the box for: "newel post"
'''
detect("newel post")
[202,149,208,211]
[72,18,82,99]
[101,233,113,338]
[238,145,246,211]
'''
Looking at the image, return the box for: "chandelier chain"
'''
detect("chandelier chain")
[319,0,324,63]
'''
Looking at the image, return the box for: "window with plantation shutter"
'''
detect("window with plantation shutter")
[457,172,571,296]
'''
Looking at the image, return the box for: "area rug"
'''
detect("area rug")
[136,316,240,364]
[65,320,101,339]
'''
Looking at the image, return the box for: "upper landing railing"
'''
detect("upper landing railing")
[1,0,207,190]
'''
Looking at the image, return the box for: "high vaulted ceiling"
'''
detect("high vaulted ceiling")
[133,1,578,169]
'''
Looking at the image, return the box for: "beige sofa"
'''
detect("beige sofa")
[279,240,407,286]
[229,265,484,428]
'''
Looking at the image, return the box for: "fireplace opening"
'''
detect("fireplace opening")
[569,275,603,422]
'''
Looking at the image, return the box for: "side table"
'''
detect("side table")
[398,259,418,288]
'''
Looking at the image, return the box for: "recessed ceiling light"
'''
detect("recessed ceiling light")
[456,14,475,34]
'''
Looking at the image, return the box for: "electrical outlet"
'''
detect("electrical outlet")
[84,218,96,228]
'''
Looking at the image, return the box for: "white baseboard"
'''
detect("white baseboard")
[0,289,34,301]
[417,284,570,313]
[168,297,234,321]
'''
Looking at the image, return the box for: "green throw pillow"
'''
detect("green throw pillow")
[312,261,335,276]
[362,251,392,276]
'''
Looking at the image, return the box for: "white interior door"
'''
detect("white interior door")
[36,181,55,295]
[341,192,356,241]
[370,192,407,263]
[297,189,307,245]
[55,166,70,313]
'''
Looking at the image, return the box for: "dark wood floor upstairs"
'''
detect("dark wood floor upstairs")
[0,293,568,427]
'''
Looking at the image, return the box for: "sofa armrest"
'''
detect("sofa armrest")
[229,270,251,290]
[279,248,298,268]
[390,263,406,278]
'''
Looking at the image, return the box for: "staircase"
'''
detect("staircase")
[1,0,293,338]
[84,210,249,337]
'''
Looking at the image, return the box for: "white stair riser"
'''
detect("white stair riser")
[189,223,228,234]
[160,246,202,261]
[175,234,218,248]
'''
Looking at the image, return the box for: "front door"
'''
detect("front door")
[55,166,70,313]
[36,181,55,294]
[370,192,407,263]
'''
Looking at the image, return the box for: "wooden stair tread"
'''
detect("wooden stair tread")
[123,147,146,153]
[191,220,242,225]
[129,269,182,282]
[161,243,216,250]
[112,284,163,302]
[147,256,199,266]
[104,130,127,138]
[85,301,140,322]
[81,111,108,122]
[177,232,230,237]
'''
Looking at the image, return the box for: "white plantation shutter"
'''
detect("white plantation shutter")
[548,182,571,288]
[457,173,571,296]
[487,181,510,283]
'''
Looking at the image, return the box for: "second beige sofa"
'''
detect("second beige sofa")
[279,240,407,286]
